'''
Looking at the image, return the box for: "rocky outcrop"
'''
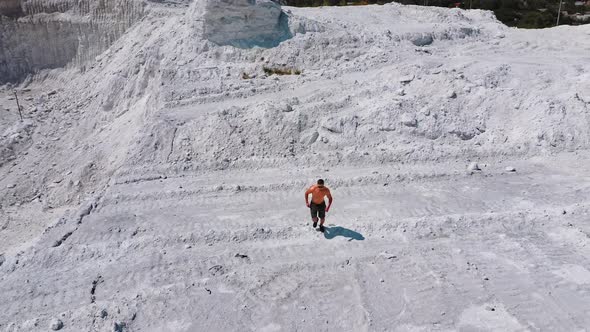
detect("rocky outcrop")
[0,0,146,83]
[0,0,299,83]
[196,0,292,48]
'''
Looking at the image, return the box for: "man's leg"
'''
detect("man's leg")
[318,218,326,232]
[318,206,326,232]
[310,203,318,228]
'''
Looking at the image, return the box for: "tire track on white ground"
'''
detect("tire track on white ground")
[4,207,587,326]
[3,166,590,330]
[98,171,590,221]
[1,218,588,330]
[452,234,590,330]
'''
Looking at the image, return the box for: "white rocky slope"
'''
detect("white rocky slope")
[1,0,590,331]
[0,0,147,82]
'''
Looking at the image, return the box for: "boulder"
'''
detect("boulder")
[196,0,291,48]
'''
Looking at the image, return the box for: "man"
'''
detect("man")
[305,179,333,232]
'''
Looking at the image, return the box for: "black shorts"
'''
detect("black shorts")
[310,202,326,219]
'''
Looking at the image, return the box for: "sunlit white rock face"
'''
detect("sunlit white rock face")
[199,0,291,48]
[2,1,590,330]
[0,0,145,83]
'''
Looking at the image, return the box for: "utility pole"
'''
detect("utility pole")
[556,0,563,26]
[13,90,23,121]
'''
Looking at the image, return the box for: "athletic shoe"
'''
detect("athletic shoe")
[319,225,325,232]
[313,221,317,228]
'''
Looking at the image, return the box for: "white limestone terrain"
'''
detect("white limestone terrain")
[1,0,590,331]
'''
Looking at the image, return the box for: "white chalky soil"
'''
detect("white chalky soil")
[1,0,590,331]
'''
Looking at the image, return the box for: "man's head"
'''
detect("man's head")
[317,179,325,187]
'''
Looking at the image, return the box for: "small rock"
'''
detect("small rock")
[113,321,126,332]
[562,210,567,215]
[50,318,63,330]
[209,265,224,276]
[485,306,496,312]
[379,252,397,260]
[380,278,385,283]
[308,131,319,145]
[447,90,457,99]
[399,74,415,84]
[7,184,16,189]
[410,34,433,46]
[396,88,405,96]
[400,114,418,127]
[235,253,248,258]
[100,309,108,318]
[467,162,481,171]
[185,244,192,249]
[505,166,516,172]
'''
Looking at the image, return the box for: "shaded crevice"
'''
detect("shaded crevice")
[52,199,98,247]
[52,231,73,247]
[76,201,95,224]
[166,127,178,162]
[90,275,104,303]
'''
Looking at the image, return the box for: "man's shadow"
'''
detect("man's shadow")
[323,226,365,241]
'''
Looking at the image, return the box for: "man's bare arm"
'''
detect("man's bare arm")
[305,188,312,207]
[326,193,333,212]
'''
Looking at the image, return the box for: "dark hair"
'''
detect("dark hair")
[317,179,324,185]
